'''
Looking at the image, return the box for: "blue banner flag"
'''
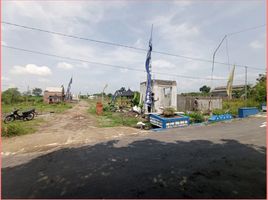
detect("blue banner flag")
[145,34,152,107]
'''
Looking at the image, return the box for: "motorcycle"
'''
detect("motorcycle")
[28,108,37,117]
[4,108,35,124]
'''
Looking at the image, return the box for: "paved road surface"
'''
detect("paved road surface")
[2,115,266,198]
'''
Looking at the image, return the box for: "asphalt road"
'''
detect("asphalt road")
[2,116,266,198]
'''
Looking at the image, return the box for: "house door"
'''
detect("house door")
[163,87,172,107]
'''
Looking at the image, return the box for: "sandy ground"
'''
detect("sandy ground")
[1,102,266,198]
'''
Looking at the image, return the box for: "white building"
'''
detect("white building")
[140,79,177,113]
[72,94,80,101]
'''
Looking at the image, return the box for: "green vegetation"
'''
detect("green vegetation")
[32,88,42,96]
[218,74,266,116]
[2,118,44,137]
[2,88,22,104]
[187,112,205,123]
[131,92,140,106]
[162,107,176,117]
[88,100,140,128]
[2,88,73,114]
[199,85,211,94]
[249,74,266,102]
[222,99,259,115]
[212,109,227,115]
[1,88,73,137]
[2,99,73,114]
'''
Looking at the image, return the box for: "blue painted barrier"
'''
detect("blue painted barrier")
[208,114,233,122]
[238,107,259,118]
[150,114,190,129]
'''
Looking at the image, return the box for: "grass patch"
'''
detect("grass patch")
[2,102,73,115]
[87,100,139,128]
[186,112,205,123]
[2,99,73,137]
[1,118,44,137]
[222,99,259,115]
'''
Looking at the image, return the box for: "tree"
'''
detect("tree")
[199,85,211,93]
[32,88,42,96]
[2,88,22,104]
[251,74,266,102]
[131,92,140,106]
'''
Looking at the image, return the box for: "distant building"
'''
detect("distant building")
[43,86,65,104]
[72,94,80,101]
[140,79,177,113]
[88,95,96,100]
[211,84,249,97]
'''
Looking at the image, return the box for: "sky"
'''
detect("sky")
[2,0,266,95]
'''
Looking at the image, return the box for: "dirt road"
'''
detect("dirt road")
[2,100,146,156]
[2,109,266,198]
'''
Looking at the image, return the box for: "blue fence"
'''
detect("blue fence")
[208,114,233,122]
[150,114,190,129]
[238,107,259,118]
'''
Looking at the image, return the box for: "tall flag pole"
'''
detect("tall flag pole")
[145,25,153,111]
[65,76,73,101]
[226,65,235,100]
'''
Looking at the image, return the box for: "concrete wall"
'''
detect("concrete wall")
[177,95,222,112]
[140,81,177,113]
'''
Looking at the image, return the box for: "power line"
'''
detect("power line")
[3,44,229,81]
[227,24,266,36]
[2,21,265,71]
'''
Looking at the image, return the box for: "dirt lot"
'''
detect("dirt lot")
[2,100,145,155]
[1,101,266,198]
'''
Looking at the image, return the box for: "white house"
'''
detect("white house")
[140,79,177,113]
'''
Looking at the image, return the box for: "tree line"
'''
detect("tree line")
[2,73,266,105]
[2,87,43,104]
[182,74,266,102]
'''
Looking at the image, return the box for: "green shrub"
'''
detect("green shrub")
[2,123,25,137]
[132,92,140,106]
[187,112,205,123]
[223,99,259,115]
[1,120,42,137]
[213,109,226,115]
[162,107,176,117]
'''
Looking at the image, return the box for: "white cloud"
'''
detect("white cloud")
[153,59,176,69]
[1,40,7,45]
[150,14,200,40]
[2,1,265,94]
[249,40,263,49]
[38,78,50,83]
[120,68,129,73]
[133,38,145,49]
[10,64,52,76]
[173,0,192,7]
[57,62,73,70]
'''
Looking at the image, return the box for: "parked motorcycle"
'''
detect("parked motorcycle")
[4,109,35,124]
[28,108,37,117]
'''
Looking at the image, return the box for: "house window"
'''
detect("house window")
[164,87,171,96]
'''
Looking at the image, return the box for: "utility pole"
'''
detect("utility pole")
[26,85,29,104]
[209,35,227,115]
[245,66,248,103]
[102,84,108,103]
